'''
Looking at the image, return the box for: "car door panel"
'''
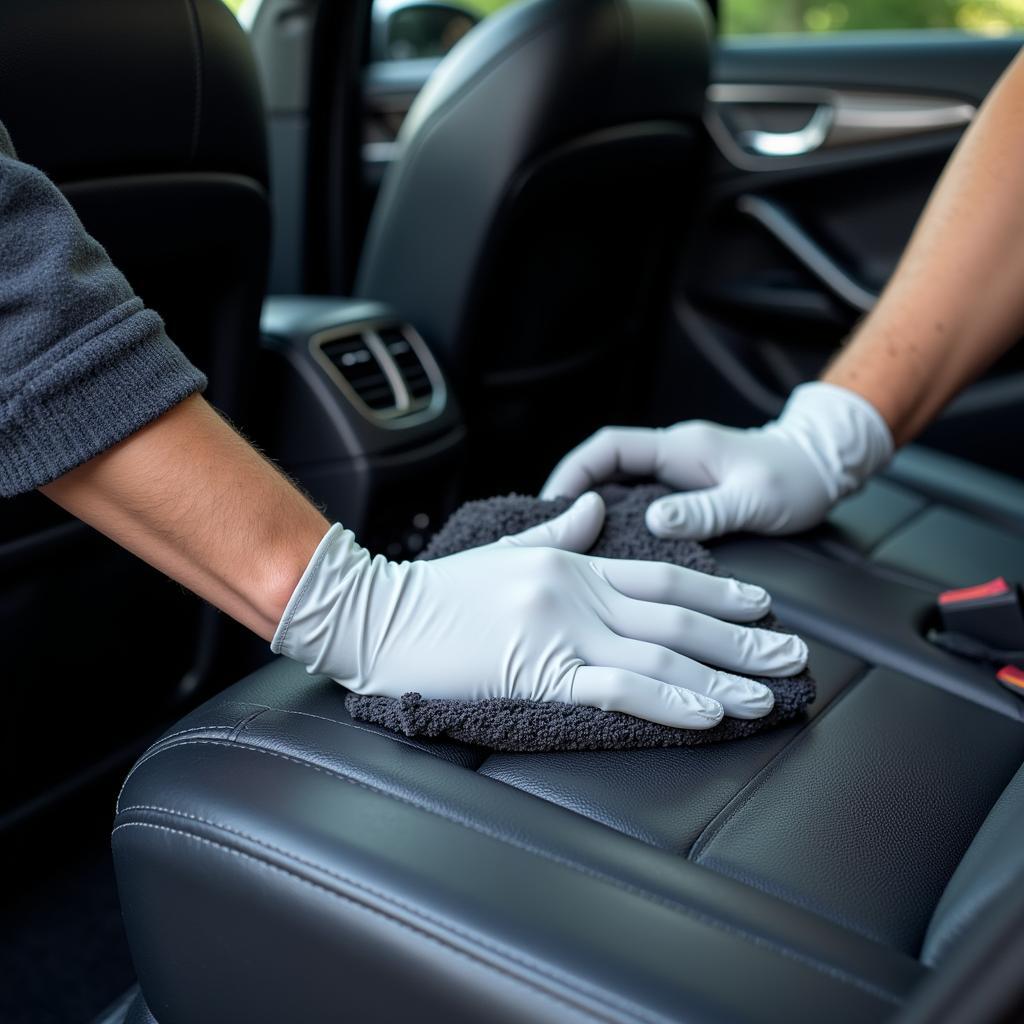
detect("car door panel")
[671,32,1024,476]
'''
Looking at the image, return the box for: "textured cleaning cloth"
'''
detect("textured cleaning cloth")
[345,484,815,752]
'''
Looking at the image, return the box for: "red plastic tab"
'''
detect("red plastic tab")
[996,665,1024,691]
[938,577,1010,606]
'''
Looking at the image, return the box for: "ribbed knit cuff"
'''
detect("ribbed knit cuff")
[0,307,207,496]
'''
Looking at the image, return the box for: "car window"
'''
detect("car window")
[723,0,1024,36]
[371,0,518,62]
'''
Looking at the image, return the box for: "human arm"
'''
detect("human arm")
[2,116,800,727]
[41,394,805,727]
[825,47,1024,444]
[543,49,1024,538]
[0,121,206,497]
[39,394,330,641]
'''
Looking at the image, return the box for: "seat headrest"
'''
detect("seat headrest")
[400,0,711,153]
[0,0,267,186]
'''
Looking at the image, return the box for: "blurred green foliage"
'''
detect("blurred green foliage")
[722,0,1024,34]
[460,0,1024,34]
[220,0,1024,35]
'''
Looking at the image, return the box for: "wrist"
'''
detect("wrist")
[270,523,357,657]
[823,345,921,446]
[779,381,894,501]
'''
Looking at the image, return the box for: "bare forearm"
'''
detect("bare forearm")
[39,395,329,641]
[825,49,1024,446]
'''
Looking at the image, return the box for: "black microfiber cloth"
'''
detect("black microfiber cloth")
[345,484,815,752]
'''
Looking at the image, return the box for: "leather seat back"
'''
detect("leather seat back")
[0,0,269,417]
[0,0,270,825]
[355,0,712,493]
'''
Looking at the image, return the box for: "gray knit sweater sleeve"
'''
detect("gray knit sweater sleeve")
[0,121,207,496]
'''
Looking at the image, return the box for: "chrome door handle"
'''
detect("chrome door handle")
[706,84,975,170]
[738,104,833,157]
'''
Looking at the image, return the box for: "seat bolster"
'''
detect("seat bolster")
[885,446,1024,534]
[923,761,1024,966]
[113,662,923,1024]
[713,537,1024,721]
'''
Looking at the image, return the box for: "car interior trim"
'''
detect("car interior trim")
[735,194,879,312]
[706,84,975,174]
[308,319,447,428]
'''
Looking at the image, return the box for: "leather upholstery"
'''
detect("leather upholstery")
[0,0,269,412]
[356,0,713,492]
[115,628,1024,1023]
[0,0,270,820]
[358,0,710,362]
[689,669,1024,953]
[710,445,1024,724]
[923,761,1024,966]
[112,444,1024,1021]
[479,641,864,852]
[817,446,1024,588]
[0,0,266,186]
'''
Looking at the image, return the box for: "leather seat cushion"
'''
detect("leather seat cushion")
[111,447,1024,1022]
[114,629,1023,1024]
[114,655,929,1024]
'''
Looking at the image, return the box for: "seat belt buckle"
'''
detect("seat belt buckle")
[996,664,1024,698]
[937,577,1024,652]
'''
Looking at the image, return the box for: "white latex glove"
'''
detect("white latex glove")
[542,382,893,541]
[272,493,809,729]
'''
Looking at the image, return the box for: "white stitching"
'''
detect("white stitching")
[230,700,487,762]
[690,667,871,861]
[123,737,905,1005]
[115,725,234,812]
[112,821,646,1024]
[118,807,662,1022]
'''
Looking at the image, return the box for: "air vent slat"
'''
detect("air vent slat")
[377,326,435,407]
[320,333,399,411]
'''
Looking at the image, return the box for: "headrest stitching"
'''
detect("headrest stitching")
[183,0,205,163]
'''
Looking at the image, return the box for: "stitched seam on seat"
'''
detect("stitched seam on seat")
[127,736,905,1005]
[183,0,203,162]
[685,854,903,953]
[118,807,663,1023]
[230,707,268,741]
[774,536,939,596]
[115,725,234,812]
[228,698,482,761]
[689,665,873,863]
[112,821,651,1024]
[863,506,929,559]
[115,702,264,812]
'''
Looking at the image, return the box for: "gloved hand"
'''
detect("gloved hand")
[542,382,893,541]
[272,493,809,729]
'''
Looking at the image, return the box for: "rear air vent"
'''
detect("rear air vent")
[319,333,398,412]
[377,326,434,405]
[310,321,445,426]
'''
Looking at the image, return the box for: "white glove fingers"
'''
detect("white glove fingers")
[502,492,605,552]
[540,427,663,500]
[600,593,807,677]
[570,665,724,729]
[645,486,743,541]
[591,557,770,622]
[593,636,775,719]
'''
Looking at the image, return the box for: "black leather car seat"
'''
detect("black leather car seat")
[107,425,1024,1022]
[0,0,269,823]
[110,626,1024,1023]
[355,0,713,495]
